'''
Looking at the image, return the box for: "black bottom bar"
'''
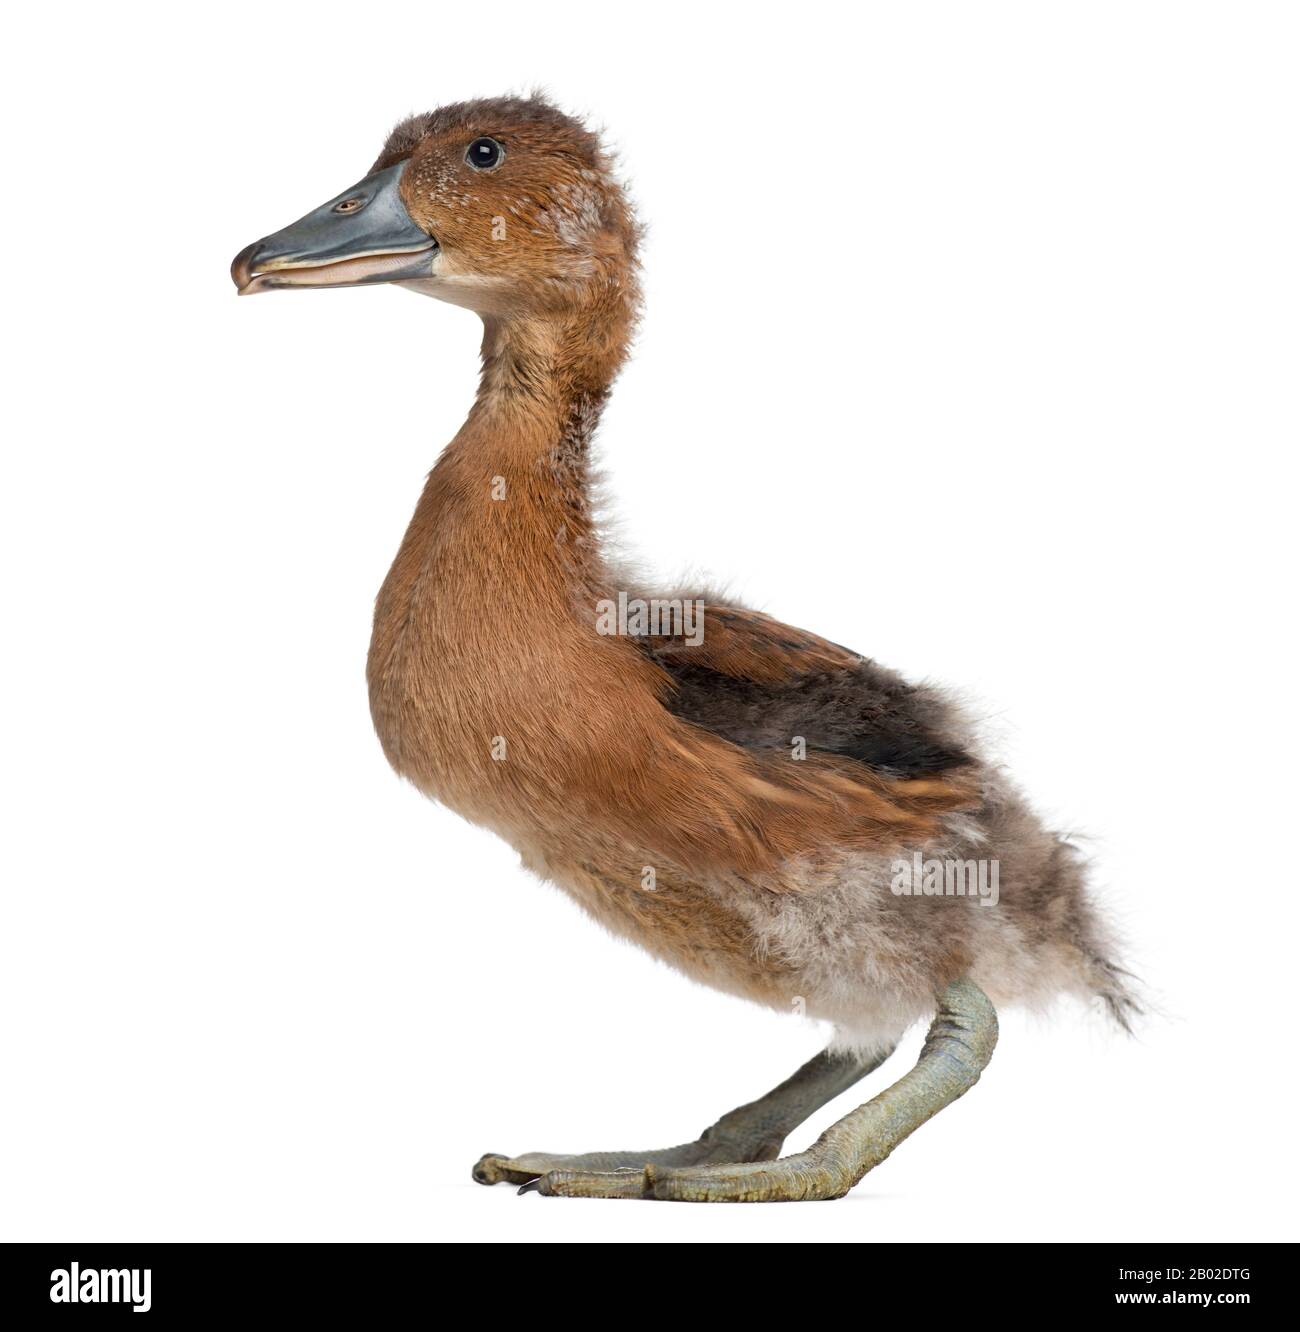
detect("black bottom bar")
[3,1241,1274,1319]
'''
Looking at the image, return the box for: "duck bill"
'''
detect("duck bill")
[231,161,438,294]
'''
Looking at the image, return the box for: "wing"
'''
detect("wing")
[549,597,979,885]
[641,603,974,780]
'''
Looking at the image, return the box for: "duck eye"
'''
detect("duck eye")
[333,196,365,214]
[466,137,504,171]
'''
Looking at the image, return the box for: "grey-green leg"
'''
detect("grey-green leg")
[518,978,997,1201]
[472,1042,894,1188]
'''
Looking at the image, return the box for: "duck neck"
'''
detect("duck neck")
[375,299,635,649]
[479,303,632,413]
[434,301,632,573]
[471,306,628,532]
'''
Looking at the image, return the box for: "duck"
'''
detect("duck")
[231,94,1136,1203]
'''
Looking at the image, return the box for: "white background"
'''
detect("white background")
[2,1,1296,1243]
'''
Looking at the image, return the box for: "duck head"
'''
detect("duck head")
[231,95,640,318]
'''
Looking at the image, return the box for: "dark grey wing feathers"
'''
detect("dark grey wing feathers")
[652,656,973,779]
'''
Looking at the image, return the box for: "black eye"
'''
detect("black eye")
[466,137,504,171]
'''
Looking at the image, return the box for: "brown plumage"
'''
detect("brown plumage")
[233,94,1136,1197]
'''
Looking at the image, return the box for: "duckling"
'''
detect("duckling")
[231,94,1136,1202]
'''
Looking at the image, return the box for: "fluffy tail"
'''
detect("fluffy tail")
[1086,949,1144,1033]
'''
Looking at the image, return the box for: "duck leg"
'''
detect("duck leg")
[497,978,997,1201]
[472,1043,893,1188]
